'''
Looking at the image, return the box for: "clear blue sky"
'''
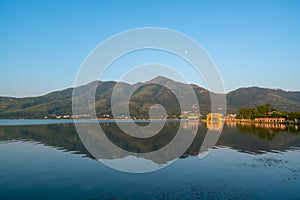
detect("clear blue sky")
[0,0,299,97]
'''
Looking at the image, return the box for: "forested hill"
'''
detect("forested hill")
[1,77,300,119]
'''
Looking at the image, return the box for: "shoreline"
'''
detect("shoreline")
[0,118,299,124]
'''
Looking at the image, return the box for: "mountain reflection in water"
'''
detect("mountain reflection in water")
[0,121,299,164]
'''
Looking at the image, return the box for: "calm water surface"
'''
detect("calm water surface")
[0,120,299,199]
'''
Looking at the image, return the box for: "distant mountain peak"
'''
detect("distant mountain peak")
[147,76,175,84]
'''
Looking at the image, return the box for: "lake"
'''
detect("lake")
[0,120,299,199]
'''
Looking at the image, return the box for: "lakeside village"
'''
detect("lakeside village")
[47,104,300,125]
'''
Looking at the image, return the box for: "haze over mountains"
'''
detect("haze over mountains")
[1,76,300,119]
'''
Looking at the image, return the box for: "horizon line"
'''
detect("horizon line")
[1,76,299,98]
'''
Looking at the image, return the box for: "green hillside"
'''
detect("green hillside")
[1,77,300,119]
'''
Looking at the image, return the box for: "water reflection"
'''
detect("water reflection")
[206,121,223,132]
[0,121,299,164]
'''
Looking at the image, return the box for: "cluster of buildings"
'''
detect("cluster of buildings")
[180,111,202,120]
[205,113,298,124]
[43,111,296,125]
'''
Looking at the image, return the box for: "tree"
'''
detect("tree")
[236,107,255,119]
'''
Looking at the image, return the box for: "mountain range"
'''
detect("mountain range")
[1,76,300,119]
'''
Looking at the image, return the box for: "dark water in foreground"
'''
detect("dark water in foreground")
[0,120,299,199]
